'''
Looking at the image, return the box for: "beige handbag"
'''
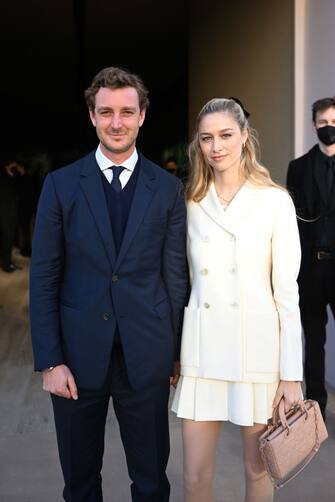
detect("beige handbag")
[259,399,328,489]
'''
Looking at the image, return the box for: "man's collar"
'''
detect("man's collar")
[95,145,138,172]
[317,144,335,162]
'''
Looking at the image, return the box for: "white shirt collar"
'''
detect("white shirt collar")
[95,145,138,172]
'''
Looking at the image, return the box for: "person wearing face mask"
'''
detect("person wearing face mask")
[287,96,335,421]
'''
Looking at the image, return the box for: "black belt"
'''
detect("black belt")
[314,250,334,260]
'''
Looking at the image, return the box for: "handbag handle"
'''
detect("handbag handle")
[264,400,322,489]
[271,398,307,431]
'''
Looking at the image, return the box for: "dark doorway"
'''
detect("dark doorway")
[0,0,188,167]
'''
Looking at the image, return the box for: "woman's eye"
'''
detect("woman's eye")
[221,134,232,139]
[201,137,212,142]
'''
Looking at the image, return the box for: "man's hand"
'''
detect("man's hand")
[170,361,180,388]
[42,364,78,400]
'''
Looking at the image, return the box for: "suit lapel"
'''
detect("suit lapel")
[79,152,117,266]
[115,155,157,269]
[199,183,258,236]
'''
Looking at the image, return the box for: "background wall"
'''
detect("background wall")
[295,0,335,156]
[190,0,335,387]
[299,0,335,387]
[189,0,295,183]
[295,0,335,387]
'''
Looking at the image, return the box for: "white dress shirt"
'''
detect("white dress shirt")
[95,145,138,189]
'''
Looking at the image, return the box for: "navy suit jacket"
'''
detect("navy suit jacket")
[29,151,189,390]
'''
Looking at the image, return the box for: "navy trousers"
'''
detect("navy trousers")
[51,343,171,501]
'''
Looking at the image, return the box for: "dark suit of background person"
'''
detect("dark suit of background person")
[287,97,335,420]
[29,67,188,502]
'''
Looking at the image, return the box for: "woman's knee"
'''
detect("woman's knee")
[184,466,215,492]
[244,456,268,483]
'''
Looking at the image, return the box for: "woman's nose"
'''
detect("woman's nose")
[212,137,222,152]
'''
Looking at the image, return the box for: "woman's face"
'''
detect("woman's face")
[198,112,247,175]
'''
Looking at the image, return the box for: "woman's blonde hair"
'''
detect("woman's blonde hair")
[186,98,281,201]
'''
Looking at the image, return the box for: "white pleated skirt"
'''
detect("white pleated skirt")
[171,376,279,426]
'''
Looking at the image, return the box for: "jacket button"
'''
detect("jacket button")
[229,267,237,274]
[103,312,112,320]
[230,302,238,308]
[204,302,210,309]
[201,268,209,275]
[202,235,209,243]
[112,275,119,283]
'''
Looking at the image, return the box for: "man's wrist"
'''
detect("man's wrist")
[41,366,56,373]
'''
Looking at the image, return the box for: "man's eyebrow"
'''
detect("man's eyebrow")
[96,106,137,111]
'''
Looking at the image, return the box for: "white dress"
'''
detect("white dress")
[171,197,280,426]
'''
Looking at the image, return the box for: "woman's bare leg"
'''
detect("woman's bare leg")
[182,419,222,502]
[240,423,273,502]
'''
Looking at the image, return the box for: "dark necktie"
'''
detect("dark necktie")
[109,165,125,192]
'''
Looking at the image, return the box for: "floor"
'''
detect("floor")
[0,250,334,501]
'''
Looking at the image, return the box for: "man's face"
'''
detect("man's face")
[314,106,335,130]
[89,87,146,159]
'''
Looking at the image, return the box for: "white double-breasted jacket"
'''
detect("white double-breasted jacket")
[180,182,303,383]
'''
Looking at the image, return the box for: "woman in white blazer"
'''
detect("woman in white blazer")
[172,98,303,502]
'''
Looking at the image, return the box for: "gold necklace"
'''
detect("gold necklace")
[217,192,234,204]
[215,184,242,204]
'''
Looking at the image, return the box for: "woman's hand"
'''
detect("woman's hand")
[272,380,303,412]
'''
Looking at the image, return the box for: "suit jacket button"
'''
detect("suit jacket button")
[103,313,111,320]
[230,302,238,308]
[204,302,210,309]
[112,275,119,283]
[201,268,209,275]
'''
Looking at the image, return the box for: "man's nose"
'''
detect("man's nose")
[110,114,122,129]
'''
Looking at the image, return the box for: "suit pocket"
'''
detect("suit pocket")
[141,217,167,227]
[60,300,80,310]
[245,310,280,373]
[180,307,200,367]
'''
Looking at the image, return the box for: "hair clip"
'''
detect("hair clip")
[228,97,250,119]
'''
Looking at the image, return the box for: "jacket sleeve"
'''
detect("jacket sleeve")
[162,180,189,360]
[29,173,65,371]
[271,191,303,381]
[286,161,298,203]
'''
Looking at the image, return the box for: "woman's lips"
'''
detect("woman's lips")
[212,155,227,161]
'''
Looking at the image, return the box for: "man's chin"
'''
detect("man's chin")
[102,141,135,155]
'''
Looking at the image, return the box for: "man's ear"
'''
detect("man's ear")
[89,109,96,127]
[139,108,146,127]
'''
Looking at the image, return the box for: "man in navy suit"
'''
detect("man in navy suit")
[29,67,188,501]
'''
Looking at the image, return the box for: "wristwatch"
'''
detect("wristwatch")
[42,366,55,373]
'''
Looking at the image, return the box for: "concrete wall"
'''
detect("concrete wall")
[295,0,335,157]
[190,0,335,387]
[189,0,295,183]
[295,0,335,387]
